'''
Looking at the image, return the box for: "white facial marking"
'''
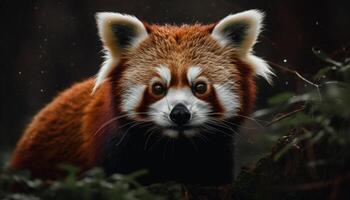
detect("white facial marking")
[166,87,193,105]
[121,85,146,116]
[156,65,171,86]
[184,129,197,138]
[163,129,179,138]
[213,83,240,117]
[187,66,202,84]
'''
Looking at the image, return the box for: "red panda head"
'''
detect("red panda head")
[93,10,273,138]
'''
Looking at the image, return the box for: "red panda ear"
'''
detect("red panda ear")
[211,10,263,55]
[211,10,274,83]
[93,12,148,92]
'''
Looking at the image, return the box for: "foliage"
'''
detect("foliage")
[258,49,350,147]
[0,166,164,200]
[234,50,350,199]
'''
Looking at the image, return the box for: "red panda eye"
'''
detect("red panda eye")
[193,82,207,95]
[152,82,166,96]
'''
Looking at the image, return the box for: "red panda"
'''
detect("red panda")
[10,10,273,184]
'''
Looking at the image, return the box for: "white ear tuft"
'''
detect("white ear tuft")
[244,54,275,84]
[93,12,148,93]
[92,51,118,93]
[212,10,274,83]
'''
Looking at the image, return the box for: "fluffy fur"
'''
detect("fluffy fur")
[155,65,172,86]
[187,66,202,84]
[211,10,274,82]
[94,13,148,92]
[11,10,273,184]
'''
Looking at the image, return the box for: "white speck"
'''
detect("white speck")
[18,71,22,75]
[285,81,289,85]
[322,75,326,79]
[40,70,45,74]
[40,89,44,93]
[44,38,48,42]
[315,21,319,25]
[283,59,287,63]
[332,66,337,70]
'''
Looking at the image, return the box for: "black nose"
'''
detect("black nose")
[169,104,191,125]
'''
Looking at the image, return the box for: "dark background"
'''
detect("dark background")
[1,0,350,166]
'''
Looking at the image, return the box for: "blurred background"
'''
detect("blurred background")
[1,0,350,170]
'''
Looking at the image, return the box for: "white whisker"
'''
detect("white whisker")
[115,121,150,146]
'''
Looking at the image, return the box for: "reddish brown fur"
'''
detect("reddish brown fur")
[10,79,114,178]
[10,24,257,179]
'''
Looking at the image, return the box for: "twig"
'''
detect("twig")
[265,106,305,127]
[267,61,322,100]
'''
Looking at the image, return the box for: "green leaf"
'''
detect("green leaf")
[268,92,294,105]
[277,112,317,128]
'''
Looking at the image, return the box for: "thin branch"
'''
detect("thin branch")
[267,61,322,100]
[265,106,305,127]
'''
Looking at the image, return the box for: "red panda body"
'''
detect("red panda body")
[11,10,273,184]
[11,79,110,178]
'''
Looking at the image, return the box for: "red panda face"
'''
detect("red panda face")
[118,26,242,138]
[94,11,274,138]
[145,66,238,138]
